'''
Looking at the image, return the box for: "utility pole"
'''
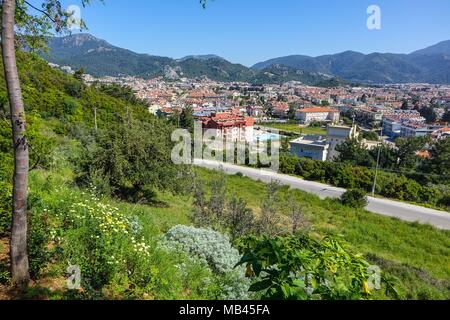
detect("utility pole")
[94,107,98,132]
[372,124,384,196]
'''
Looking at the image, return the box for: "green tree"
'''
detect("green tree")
[321,100,330,106]
[361,131,379,141]
[78,118,180,203]
[96,83,140,104]
[74,67,85,81]
[395,136,428,169]
[180,105,194,131]
[401,99,409,110]
[287,104,296,120]
[419,106,438,124]
[335,138,375,167]
[369,144,398,169]
[442,109,450,124]
[423,138,450,178]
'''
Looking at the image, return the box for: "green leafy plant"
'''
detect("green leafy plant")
[237,234,398,300]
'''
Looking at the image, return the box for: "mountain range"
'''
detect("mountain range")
[252,41,450,84]
[44,34,335,85]
[44,34,450,85]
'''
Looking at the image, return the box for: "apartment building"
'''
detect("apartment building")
[295,107,340,124]
[201,112,255,143]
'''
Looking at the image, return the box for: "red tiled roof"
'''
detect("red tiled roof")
[202,112,255,128]
[298,107,339,113]
[416,150,431,159]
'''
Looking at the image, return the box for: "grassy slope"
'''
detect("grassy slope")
[23,163,449,300]
[195,168,450,299]
[262,123,327,135]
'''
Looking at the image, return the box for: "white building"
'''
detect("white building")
[289,135,329,161]
[326,125,359,161]
[201,112,255,143]
[290,124,359,162]
[295,107,340,124]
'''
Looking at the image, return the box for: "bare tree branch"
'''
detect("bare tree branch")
[23,0,56,22]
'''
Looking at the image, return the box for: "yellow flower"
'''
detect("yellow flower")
[363,281,371,295]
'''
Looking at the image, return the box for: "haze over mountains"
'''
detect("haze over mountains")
[45,34,450,85]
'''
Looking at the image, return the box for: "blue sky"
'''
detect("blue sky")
[38,0,450,66]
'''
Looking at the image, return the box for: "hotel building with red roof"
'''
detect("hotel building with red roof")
[200,112,255,143]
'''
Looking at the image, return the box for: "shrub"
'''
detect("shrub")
[164,225,241,274]
[225,195,255,242]
[76,118,182,204]
[279,154,297,175]
[254,182,284,236]
[438,193,450,209]
[341,189,368,209]
[237,235,398,300]
[163,225,251,299]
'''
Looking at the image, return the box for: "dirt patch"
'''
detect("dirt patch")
[0,237,9,261]
[0,237,12,300]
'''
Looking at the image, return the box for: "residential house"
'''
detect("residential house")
[246,105,264,118]
[271,101,290,118]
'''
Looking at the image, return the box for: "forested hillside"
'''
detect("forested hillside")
[252,40,450,84]
[44,34,336,85]
[0,52,449,300]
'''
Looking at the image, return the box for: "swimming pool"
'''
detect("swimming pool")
[255,133,282,142]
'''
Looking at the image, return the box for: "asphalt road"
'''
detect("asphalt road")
[193,159,450,231]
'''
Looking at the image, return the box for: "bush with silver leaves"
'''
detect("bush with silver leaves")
[163,225,250,299]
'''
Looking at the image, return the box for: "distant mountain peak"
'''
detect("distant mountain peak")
[59,33,106,45]
[411,40,450,56]
[252,41,450,84]
[178,54,225,62]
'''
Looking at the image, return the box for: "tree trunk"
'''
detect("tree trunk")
[1,0,30,285]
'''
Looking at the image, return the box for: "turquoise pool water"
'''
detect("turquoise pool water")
[256,133,282,142]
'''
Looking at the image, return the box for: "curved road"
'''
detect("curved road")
[194,159,450,230]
